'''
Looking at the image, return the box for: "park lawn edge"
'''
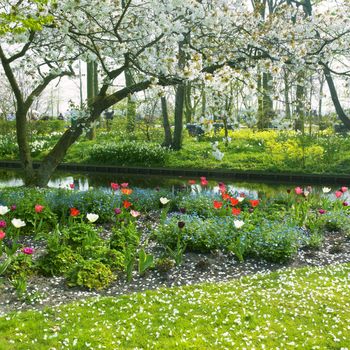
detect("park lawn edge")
[1,262,350,349]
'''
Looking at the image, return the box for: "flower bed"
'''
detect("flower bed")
[0,179,349,313]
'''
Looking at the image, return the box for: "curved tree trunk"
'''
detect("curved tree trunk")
[323,66,350,130]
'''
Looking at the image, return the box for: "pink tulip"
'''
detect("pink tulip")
[295,187,303,195]
[0,231,5,240]
[318,209,326,214]
[335,191,343,198]
[35,204,44,213]
[69,183,75,189]
[0,220,6,228]
[111,182,119,191]
[22,247,34,255]
[200,177,208,186]
[121,183,129,188]
[341,187,348,193]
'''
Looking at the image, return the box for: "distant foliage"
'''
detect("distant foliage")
[87,141,168,166]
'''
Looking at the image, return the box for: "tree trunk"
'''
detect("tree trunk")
[171,35,187,150]
[201,83,206,117]
[16,107,35,184]
[86,62,99,139]
[125,69,136,132]
[172,84,185,150]
[259,72,274,129]
[284,69,291,119]
[257,73,264,129]
[323,66,350,130]
[86,61,96,140]
[34,126,85,187]
[184,82,193,124]
[318,73,325,121]
[295,75,305,132]
[161,96,172,147]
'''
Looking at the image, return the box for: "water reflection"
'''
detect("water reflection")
[0,169,348,200]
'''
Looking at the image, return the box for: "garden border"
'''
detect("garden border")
[0,160,349,184]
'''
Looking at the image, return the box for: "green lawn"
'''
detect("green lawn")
[1,263,350,349]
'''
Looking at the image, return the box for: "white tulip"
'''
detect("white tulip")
[11,218,26,228]
[86,213,99,223]
[237,197,245,202]
[160,197,170,205]
[322,187,331,193]
[0,206,10,215]
[234,220,245,229]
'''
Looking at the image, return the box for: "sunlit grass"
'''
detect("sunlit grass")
[1,263,350,349]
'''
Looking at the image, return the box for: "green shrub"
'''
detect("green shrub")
[110,222,140,252]
[87,141,168,166]
[62,222,100,248]
[37,247,83,276]
[28,120,66,135]
[4,253,34,277]
[82,245,124,270]
[66,260,115,290]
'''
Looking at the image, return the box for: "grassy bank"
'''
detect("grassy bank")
[1,120,350,175]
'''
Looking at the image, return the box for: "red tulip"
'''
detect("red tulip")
[35,204,44,213]
[213,201,223,209]
[232,208,241,216]
[222,193,230,200]
[70,207,80,217]
[249,199,260,207]
[123,200,132,209]
[0,231,5,240]
[230,198,239,206]
[69,183,75,189]
[188,180,196,185]
[200,177,208,186]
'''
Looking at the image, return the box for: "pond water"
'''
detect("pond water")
[0,169,349,201]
